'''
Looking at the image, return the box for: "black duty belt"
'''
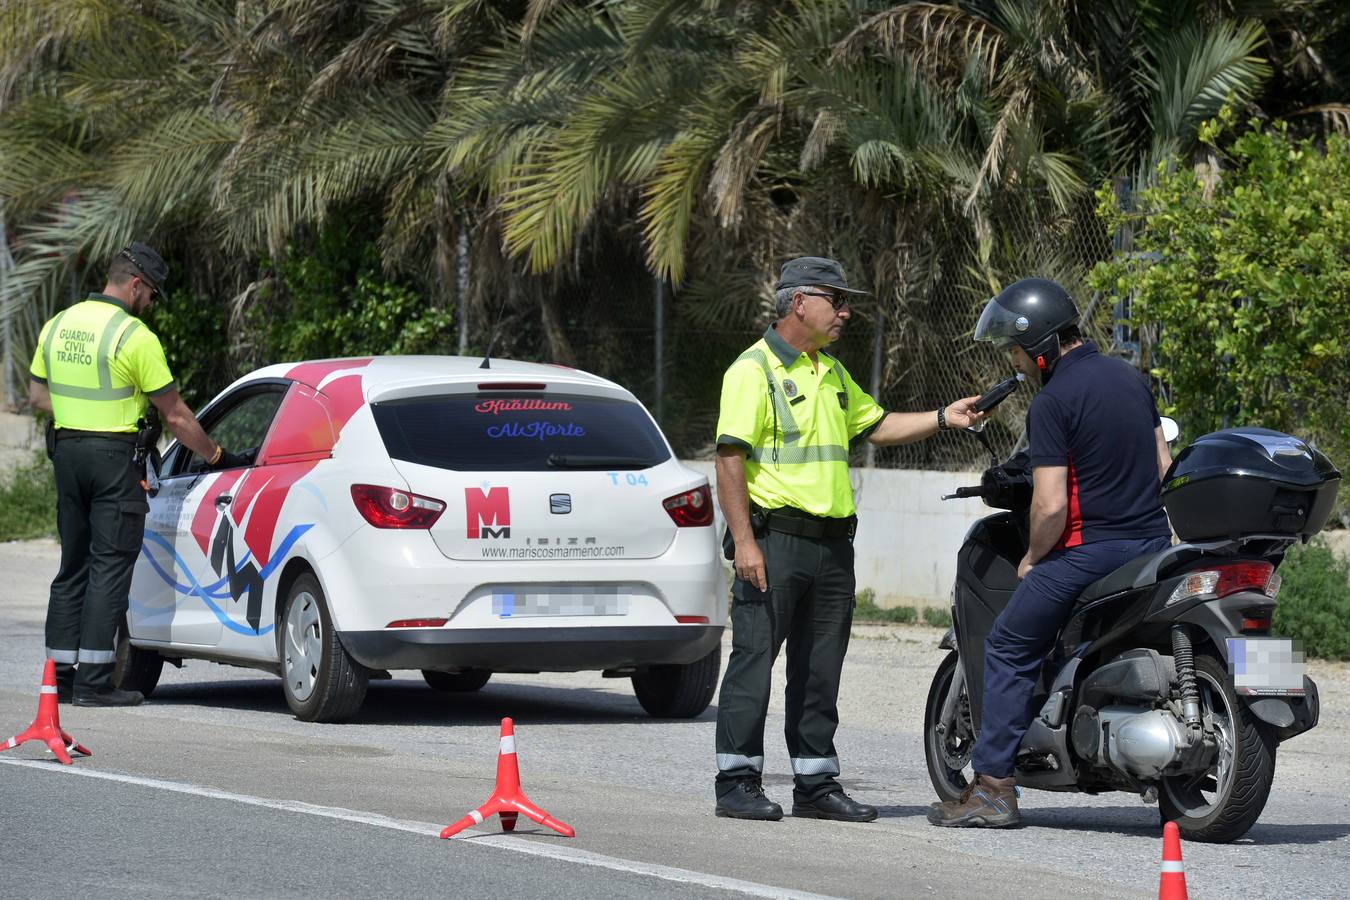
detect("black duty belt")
[760,507,857,540]
[55,429,137,444]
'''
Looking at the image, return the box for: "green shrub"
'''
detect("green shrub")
[1272,540,1350,660]
[922,606,953,629]
[854,593,918,624]
[0,452,56,541]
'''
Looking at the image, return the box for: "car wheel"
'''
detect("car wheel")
[113,615,164,697]
[631,646,721,718]
[422,669,492,692]
[280,573,368,722]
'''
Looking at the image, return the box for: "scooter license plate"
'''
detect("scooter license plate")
[1227,637,1305,696]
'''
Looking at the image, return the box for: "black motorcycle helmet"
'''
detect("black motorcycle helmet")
[973,277,1080,376]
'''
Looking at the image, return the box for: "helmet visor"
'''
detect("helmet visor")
[973,297,1023,350]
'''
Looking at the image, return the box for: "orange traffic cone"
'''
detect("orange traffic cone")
[1159,820,1188,900]
[440,717,574,839]
[1,660,91,765]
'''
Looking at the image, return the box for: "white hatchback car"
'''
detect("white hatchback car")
[118,356,725,722]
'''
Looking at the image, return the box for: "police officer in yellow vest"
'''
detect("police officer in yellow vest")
[29,242,244,706]
[713,256,985,821]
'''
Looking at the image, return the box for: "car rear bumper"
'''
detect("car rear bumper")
[338,624,723,672]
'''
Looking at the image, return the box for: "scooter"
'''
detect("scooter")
[923,390,1338,842]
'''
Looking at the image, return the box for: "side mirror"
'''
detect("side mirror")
[1160,417,1180,443]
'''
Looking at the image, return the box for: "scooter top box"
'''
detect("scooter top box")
[1161,427,1341,543]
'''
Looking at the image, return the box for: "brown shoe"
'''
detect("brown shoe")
[927,774,1021,828]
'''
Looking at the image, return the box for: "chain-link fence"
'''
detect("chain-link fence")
[543,196,1121,470]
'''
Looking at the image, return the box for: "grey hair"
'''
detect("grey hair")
[774,286,799,319]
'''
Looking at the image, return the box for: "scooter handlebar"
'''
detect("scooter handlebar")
[941,485,987,501]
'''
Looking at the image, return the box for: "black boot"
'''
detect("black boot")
[715,779,784,821]
[791,790,878,822]
[73,688,145,707]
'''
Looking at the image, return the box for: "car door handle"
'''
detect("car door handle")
[215,494,233,509]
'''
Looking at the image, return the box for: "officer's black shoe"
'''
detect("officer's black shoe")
[791,790,879,823]
[715,780,784,821]
[72,688,144,707]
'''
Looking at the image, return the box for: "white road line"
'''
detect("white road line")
[0,757,835,900]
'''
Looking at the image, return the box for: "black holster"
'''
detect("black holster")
[133,407,163,486]
[44,419,56,460]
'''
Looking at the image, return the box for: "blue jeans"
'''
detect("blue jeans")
[969,536,1172,778]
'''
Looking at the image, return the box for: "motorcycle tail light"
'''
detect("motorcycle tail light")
[351,484,446,529]
[1240,609,1273,634]
[1167,561,1276,606]
[663,485,714,527]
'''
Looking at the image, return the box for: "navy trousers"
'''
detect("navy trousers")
[970,535,1172,778]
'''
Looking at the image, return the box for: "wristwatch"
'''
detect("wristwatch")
[937,406,949,430]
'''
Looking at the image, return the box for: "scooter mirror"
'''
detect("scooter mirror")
[1160,416,1180,443]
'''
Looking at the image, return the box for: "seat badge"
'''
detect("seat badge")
[549,493,572,514]
[782,378,798,399]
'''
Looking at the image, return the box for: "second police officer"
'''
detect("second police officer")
[29,242,246,706]
[713,256,985,821]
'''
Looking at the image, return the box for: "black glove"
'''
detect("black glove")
[211,448,249,470]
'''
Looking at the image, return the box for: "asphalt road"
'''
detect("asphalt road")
[2,538,1348,899]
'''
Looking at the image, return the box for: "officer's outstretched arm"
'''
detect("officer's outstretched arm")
[866,396,985,446]
[150,389,222,462]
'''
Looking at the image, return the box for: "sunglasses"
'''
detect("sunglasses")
[119,248,162,300]
[801,290,851,311]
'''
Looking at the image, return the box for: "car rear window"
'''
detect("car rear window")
[371,392,672,471]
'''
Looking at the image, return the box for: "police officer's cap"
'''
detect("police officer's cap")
[775,257,869,295]
[118,242,169,295]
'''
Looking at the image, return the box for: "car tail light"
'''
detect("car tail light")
[675,615,709,624]
[477,382,545,390]
[1166,561,1276,606]
[351,484,446,529]
[386,618,448,628]
[663,485,714,527]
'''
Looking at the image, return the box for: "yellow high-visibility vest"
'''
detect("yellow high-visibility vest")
[30,294,174,433]
[716,325,886,518]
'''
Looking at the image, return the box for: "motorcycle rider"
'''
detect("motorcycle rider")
[928,278,1174,828]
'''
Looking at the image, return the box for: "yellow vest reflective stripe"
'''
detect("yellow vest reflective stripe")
[43,309,140,402]
[40,301,146,431]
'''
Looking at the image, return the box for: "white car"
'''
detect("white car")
[119,356,726,722]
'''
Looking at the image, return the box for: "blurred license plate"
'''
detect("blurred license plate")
[492,587,629,618]
[1227,637,1305,696]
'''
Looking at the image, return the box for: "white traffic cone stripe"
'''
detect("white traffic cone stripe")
[500,735,516,755]
[468,809,484,824]
[40,686,57,694]
[1161,861,1184,872]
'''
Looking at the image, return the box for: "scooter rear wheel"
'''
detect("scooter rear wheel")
[1159,653,1276,843]
[925,650,975,803]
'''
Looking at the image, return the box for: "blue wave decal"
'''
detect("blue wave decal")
[139,524,314,636]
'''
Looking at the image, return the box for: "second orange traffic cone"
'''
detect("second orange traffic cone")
[440,717,574,839]
[1,659,92,766]
[1159,820,1188,900]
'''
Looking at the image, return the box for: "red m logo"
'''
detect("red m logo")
[465,486,511,538]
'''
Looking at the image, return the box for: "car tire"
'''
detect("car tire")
[113,615,164,697]
[422,669,492,692]
[280,573,368,722]
[632,646,721,718]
